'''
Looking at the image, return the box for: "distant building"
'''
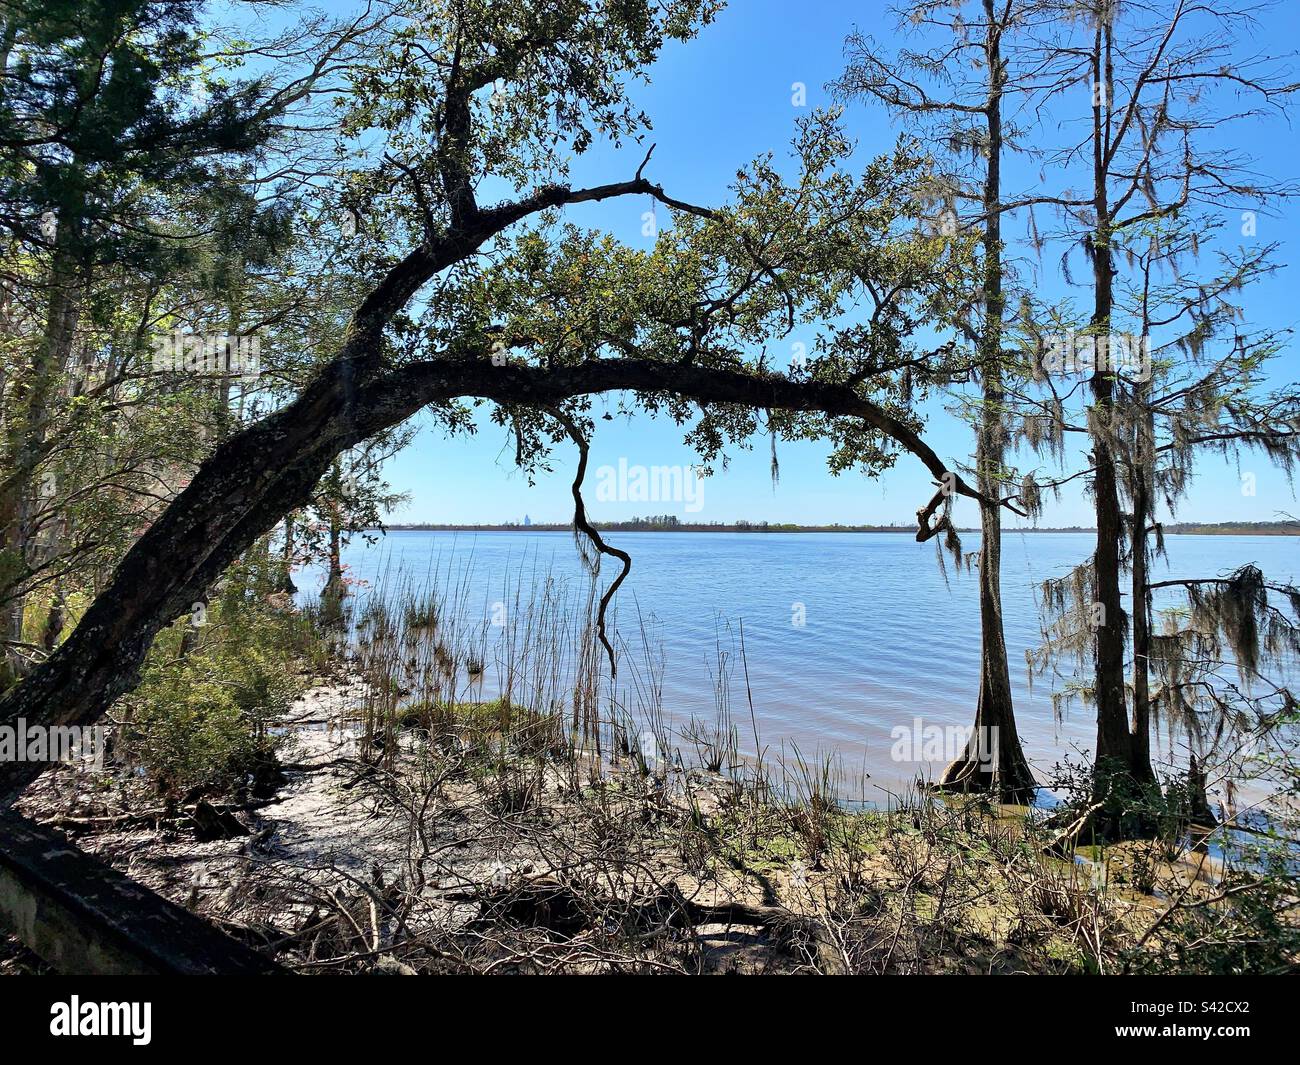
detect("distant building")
[523,514,531,526]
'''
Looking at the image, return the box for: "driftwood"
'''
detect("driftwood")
[36,798,270,837]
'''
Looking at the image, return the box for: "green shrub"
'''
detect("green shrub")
[120,546,320,798]
[128,671,271,799]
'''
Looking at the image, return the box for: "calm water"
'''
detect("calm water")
[317,530,1297,799]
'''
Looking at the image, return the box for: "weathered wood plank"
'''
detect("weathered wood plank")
[0,811,283,974]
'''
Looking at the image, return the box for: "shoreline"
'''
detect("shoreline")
[7,675,1231,975]
[380,524,1299,536]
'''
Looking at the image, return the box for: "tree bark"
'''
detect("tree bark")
[320,497,346,627]
[279,515,297,594]
[1,213,83,675]
[1128,397,1157,785]
[0,353,997,805]
[1087,20,1135,805]
[939,1,1035,802]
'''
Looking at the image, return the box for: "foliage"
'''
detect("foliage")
[120,547,319,798]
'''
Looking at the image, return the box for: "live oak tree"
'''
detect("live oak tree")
[0,0,1008,805]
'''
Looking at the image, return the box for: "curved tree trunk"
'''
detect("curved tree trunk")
[0,353,996,806]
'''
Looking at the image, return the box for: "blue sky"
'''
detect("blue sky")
[319,0,1300,528]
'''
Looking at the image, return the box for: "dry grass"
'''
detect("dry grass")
[13,563,1298,974]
